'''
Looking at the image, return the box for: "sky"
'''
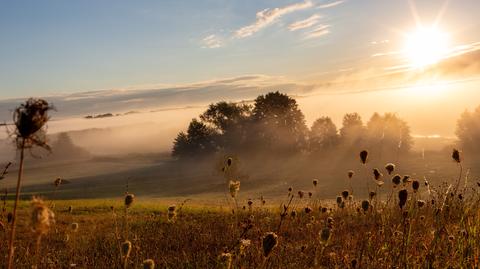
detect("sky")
[0,0,480,141]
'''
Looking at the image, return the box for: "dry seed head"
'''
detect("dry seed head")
[361,200,370,212]
[385,163,395,175]
[167,205,177,222]
[341,190,349,200]
[320,227,331,243]
[298,191,304,199]
[313,179,318,187]
[226,157,233,167]
[398,189,408,209]
[124,194,135,208]
[373,168,382,180]
[412,180,420,192]
[14,98,54,144]
[308,192,313,198]
[347,170,355,179]
[452,149,461,163]
[121,240,132,258]
[30,197,55,236]
[218,252,232,269]
[392,175,402,186]
[359,150,368,164]
[262,232,278,257]
[54,177,62,187]
[290,210,297,218]
[71,222,79,232]
[369,191,376,200]
[417,200,425,208]
[228,180,240,198]
[402,175,411,184]
[304,207,312,214]
[336,196,343,205]
[143,259,155,269]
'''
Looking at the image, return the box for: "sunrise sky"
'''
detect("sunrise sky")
[1,0,480,141]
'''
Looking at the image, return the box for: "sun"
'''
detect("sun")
[403,27,450,68]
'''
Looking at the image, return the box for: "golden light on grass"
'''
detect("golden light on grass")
[403,26,449,68]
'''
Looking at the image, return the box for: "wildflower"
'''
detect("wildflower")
[31,197,55,236]
[347,170,355,179]
[142,259,155,269]
[228,180,240,198]
[412,180,420,192]
[320,228,331,244]
[392,175,401,186]
[121,240,132,258]
[262,232,278,257]
[124,194,135,208]
[341,190,349,200]
[218,252,232,269]
[167,205,177,222]
[361,200,370,212]
[385,163,395,175]
[360,150,368,164]
[398,189,408,209]
[452,149,461,163]
[313,179,318,187]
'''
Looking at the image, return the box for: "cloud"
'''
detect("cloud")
[201,34,224,48]
[288,14,321,31]
[317,0,345,9]
[305,24,330,39]
[234,0,313,38]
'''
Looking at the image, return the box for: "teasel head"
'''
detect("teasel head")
[412,180,420,192]
[262,232,278,257]
[142,259,155,269]
[71,222,79,233]
[373,168,382,180]
[347,170,355,179]
[398,189,408,209]
[313,179,318,187]
[392,174,401,186]
[298,190,304,199]
[319,227,331,244]
[385,163,395,175]
[124,193,135,208]
[361,200,370,212]
[452,149,461,163]
[121,240,132,258]
[359,150,368,164]
[30,196,55,236]
[218,252,232,269]
[341,190,349,200]
[13,98,55,149]
[228,180,240,198]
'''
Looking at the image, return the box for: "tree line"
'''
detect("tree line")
[172,91,414,159]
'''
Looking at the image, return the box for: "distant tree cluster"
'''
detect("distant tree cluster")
[456,107,480,152]
[172,91,413,158]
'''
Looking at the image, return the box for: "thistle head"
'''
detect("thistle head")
[452,149,461,163]
[124,193,135,208]
[392,174,402,186]
[262,232,278,257]
[385,163,395,175]
[361,200,370,212]
[412,180,420,192]
[14,98,54,149]
[398,189,408,209]
[359,150,368,164]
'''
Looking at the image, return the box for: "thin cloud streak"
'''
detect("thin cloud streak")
[288,14,321,31]
[316,0,345,9]
[234,0,313,38]
[201,34,224,48]
[305,24,330,39]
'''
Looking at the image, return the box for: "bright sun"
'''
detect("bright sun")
[403,27,449,68]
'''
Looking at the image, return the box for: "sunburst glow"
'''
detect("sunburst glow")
[403,27,450,68]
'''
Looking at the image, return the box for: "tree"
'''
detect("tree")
[172,119,219,158]
[366,113,413,155]
[340,113,365,145]
[309,117,339,153]
[199,101,251,150]
[456,107,480,152]
[250,91,308,153]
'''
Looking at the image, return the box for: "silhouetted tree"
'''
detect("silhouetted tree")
[456,107,480,152]
[49,132,90,159]
[366,113,413,156]
[172,119,219,158]
[340,113,365,146]
[309,116,339,153]
[250,91,307,153]
[200,101,251,150]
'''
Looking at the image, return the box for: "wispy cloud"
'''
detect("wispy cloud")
[288,14,321,31]
[234,0,313,38]
[305,24,330,39]
[317,0,345,9]
[201,34,224,48]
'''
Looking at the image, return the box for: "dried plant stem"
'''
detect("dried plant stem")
[7,139,25,269]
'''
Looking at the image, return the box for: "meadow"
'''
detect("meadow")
[0,150,479,268]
